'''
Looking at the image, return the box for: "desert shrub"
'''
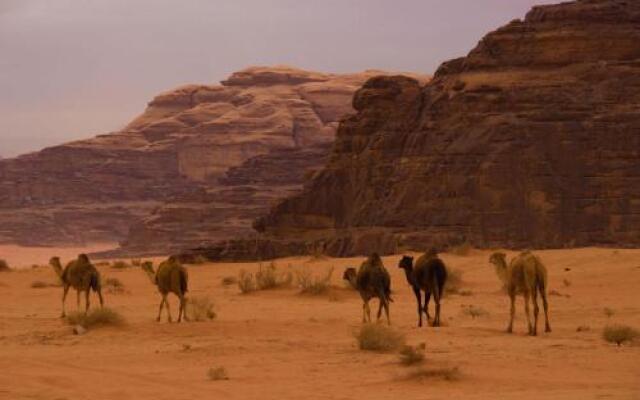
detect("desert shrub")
[355,324,405,352]
[104,277,126,294]
[65,307,125,329]
[603,307,615,318]
[404,367,461,381]
[448,242,472,256]
[297,267,333,295]
[186,296,216,321]
[461,305,488,319]
[130,258,142,267]
[563,278,571,287]
[222,276,238,286]
[238,270,255,294]
[94,261,110,267]
[576,325,590,332]
[207,366,229,381]
[399,344,425,366]
[0,259,10,272]
[602,324,639,346]
[189,255,209,265]
[458,289,473,297]
[445,268,464,296]
[255,262,292,290]
[111,260,132,270]
[30,280,58,289]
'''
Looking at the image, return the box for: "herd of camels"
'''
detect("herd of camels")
[49,249,552,336]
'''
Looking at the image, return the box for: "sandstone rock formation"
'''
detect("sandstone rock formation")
[245,0,640,258]
[0,66,427,253]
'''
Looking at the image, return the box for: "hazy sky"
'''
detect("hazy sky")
[0,0,556,158]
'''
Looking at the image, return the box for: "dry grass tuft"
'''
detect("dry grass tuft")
[296,267,333,295]
[30,280,59,289]
[399,344,426,366]
[355,324,405,352]
[445,268,464,296]
[602,324,639,346]
[207,366,229,381]
[404,366,461,381]
[65,307,125,329]
[238,270,256,293]
[448,242,472,256]
[221,276,238,286]
[603,307,616,318]
[238,263,292,293]
[0,259,10,272]
[111,260,132,270]
[186,296,216,321]
[104,277,126,294]
[563,278,571,287]
[461,305,489,319]
[576,325,590,332]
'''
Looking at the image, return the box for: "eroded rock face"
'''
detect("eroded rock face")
[0,66,428,252]
[254,0,640,257]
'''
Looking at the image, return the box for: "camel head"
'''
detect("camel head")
[342,267,358,289]
[397,255,414,271]
[49,256,63,278]
[140,261,157,285]
[77,253,90,264]
[489,252,509,285]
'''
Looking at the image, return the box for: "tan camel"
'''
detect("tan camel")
[342,253,392,325]
[398,248,447,327]
[489,251,551,335]
[49,254,104,318]
[141,257,189,323]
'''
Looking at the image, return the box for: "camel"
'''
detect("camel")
[342,253,392,325]
[141,256,189,323]
[398,249,447,327]
[489,251,551,335]
[49,254,104,318]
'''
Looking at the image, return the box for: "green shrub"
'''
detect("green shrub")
[602,324,639,346]
[355,324,405,352]
[186,296,216,321]
[65,307,125,329]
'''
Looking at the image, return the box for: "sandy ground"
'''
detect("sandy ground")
[0,247,638,400]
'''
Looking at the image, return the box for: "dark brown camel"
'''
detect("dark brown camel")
[398,249,447,327]
[342,253,393,324]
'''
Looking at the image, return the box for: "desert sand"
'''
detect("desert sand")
[0,247,638,399]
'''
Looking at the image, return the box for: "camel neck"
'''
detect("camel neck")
[403,267,416,287]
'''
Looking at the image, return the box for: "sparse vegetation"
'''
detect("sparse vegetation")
[399,344,425,366]
[238,263,292,293]
[111,260,132,269]
[458,289,473,296]
[355,323,405,352]
[65,307,125,329]
[404,366,461,381]
[448,242,472,256]
[445,268,464,296]
[461,305,489,319]
[602,324,639,346]
[221,276,238,286]
[603,307,616,318]
[576,325,590,332]
[104,277,126,294]
[549,289,570,298]
[186,296,216,321]
[563,278,571,287]
[207,366,229,381]
[189,255,209,265]
[30,280,59,289]
[296,267,333,295]
[130,258,142,267]
[0,259,10,272]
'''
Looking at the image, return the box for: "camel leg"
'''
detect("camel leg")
[76,290,81,311]
[523,291,533,335]
[177,294,186,323]
[425,291,433,323]
[181,295,189,322]
[383,298,390,326]
[156,297,165,322]
[362,302,367,323]
[507,291,515,333]
[376,298,383,322]
[61,285,70,318]
[541,288,552,333]
[413,287,423,327]
[97,288,104,308]
[364,299,372,323]
[165,296,173,323]
[532,288,539,336]
[432,286,441,327]
[85,289,91,314]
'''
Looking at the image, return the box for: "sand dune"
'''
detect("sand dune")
[0,247,638,399]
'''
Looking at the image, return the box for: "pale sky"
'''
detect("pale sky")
[0,0,557,158]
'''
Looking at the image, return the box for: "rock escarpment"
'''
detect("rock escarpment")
[250,0,640,258]
[0,66,426,252]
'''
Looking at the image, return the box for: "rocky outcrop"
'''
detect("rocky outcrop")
[249,0,640,257]
[0,66,428,252]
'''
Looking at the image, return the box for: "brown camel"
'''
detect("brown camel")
[141,256,189,323]
[342,253,392,325]
[489,251,551,335]
[398,248,447,327]
[49,254,104,318]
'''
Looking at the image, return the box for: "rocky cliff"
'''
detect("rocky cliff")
[246,0,640,258]
[0,66,427,252]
